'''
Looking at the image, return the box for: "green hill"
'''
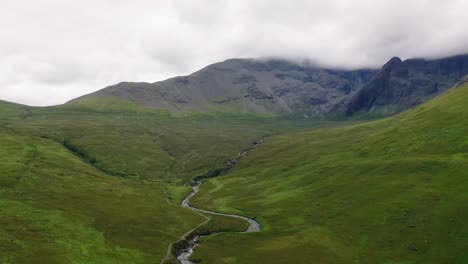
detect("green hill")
[0,128,205,263]
[0,99,328,263]
[191,83,468,263]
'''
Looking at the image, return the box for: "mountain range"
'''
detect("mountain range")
[69,54,468,118]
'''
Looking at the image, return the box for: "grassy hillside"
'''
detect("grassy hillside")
[0,128,205,263]
[4,80,466,263]
[191,83,468,263]
[3,103,329,182]
[0,99,332,263]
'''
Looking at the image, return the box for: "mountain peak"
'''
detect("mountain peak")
[389,56,402,63]
[340,54,468,116]
[382,56,403,69]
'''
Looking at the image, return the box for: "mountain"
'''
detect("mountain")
[338,54,468,116]
[69,54,468,118]
[68,59,376,117]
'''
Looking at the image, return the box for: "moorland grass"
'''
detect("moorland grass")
[0,129,205,263]
[5,104,329,181]
[0,100,330,263]
[191,84,468,263]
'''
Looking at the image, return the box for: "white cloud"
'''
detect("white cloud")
[1,0,468,105]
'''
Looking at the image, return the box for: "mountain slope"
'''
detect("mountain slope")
[0,100,31,117]
[339,54,468,116]
[69,59,376,117]
[0,128,204,263]
[6,104,327,181]
[191,82,468,263]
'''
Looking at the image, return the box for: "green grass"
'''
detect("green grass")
[4,82,466,263]
[166,213,250,264]
[0,129,205,263]
[0,99,330,263]
[191,84,468,263]
[4,104,329,181]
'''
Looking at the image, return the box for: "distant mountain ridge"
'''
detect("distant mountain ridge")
[68,59,377,116]
[338,54,468,116]
[68,54,468,118]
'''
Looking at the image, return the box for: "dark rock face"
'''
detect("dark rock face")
[339,54,468,116]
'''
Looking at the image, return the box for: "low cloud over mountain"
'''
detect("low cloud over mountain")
[2,0,468,105]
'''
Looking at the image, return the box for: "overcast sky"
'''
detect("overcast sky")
[1,0,468,106]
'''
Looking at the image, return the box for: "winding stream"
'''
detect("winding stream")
[181,182,261,232]
[176,139,264,264]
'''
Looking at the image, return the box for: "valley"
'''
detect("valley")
[0,99,328,263]
[174,138,266,264]
[1,54,468,264]
[4,1,468,263]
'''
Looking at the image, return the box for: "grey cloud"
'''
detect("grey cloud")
[1,0,468,105]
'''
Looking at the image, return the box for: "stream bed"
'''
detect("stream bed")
[176,139,264,263]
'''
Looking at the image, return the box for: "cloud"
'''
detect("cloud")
[1,0,468,105]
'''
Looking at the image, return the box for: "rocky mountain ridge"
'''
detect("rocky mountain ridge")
[338,54,468,116]
[68,54,468,118]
